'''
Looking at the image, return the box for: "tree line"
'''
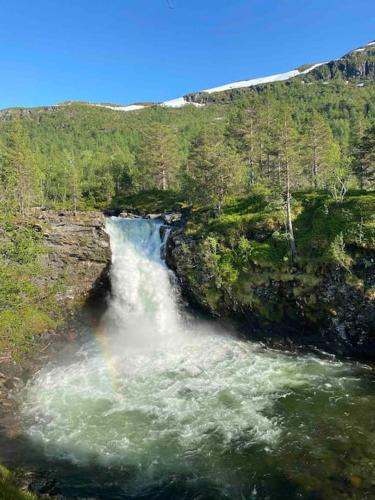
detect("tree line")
[0,96,374,221]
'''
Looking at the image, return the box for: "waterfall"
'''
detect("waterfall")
[19,217,372,498]
[104,218,181,349]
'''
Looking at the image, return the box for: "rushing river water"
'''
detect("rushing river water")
[18,218,375,499]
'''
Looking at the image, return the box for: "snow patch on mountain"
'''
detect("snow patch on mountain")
[161,97,204,108]
[94,103,146,112]
[201,63,325,94]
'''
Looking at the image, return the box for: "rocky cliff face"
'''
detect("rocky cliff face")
[35,210,111,309]
[166,224,375,361]
[185,43,375,105]
[304,43,375,82]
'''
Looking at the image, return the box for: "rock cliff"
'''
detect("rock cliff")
[35,210,111,309]
[166,206,375,361]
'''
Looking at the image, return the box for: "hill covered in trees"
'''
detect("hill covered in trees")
[0,39,374,359]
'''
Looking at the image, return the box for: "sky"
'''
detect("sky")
[0,0,374,109]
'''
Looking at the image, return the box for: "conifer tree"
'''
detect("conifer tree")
[226,101,261,185]
[137,124,181,191]
[275,108,301,259]
[184,130,245,213]
[303,111,336,189]
[0,118,39,215]
[352,125,375,189]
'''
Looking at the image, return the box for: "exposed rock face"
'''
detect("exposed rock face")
[185,44,375,105]
[34,210,111,309]
[166,226,375,361]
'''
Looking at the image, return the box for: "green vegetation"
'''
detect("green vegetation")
[0,67,374,360]
[163,188,374,319]
[0,465,37,500]
[0,77,374,215]
[0,221,60,360]
[113,189,186,213]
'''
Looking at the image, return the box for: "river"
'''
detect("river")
[16,218,375,499]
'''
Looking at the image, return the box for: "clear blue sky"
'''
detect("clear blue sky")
[1,0,374,109]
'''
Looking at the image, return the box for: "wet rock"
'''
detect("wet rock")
[161,212,182,224]
[118,211,141,219]
[19,471,61,497]
[145,213,162,220]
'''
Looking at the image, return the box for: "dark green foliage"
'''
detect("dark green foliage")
[183,129,246,211]
[173,189,374,315]
[352,124,375,188]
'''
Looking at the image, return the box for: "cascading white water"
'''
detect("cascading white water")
[20,218,374,498]
[104,219,181,349]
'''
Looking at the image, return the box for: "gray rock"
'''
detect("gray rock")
[145,213,162,220]
[162,212,182,224]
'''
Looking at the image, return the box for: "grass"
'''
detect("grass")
[0,466,37,500]
[294,191,375,262]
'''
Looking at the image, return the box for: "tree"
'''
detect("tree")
[225,101,261,186]
[184,130,246,212]
[0,118,39,215]
[352,125,375,189]
[303,111,337,189]
[324,144,350,201]
[109,148,135,196]
[275,108,301,259]
[137,124,181,191]
[61,150,82,214]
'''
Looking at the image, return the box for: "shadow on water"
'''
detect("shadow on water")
[0,429,314,499]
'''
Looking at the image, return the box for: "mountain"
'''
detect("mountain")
[184,40,375,105]
[1,40,374,114]
[97,39,375,111]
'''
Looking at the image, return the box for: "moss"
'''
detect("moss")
[345,274,365,292]
[0,465,37,500]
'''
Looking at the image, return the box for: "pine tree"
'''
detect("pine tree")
[137,124,181,191]
[109,148,135,195]
[184,130,246,213]
[225,101,261,185]
[352,125,375,189]
[275,108,301,259]
[0,118,39,215]
[303,111,336,189]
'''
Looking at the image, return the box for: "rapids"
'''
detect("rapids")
[19,218,375,499]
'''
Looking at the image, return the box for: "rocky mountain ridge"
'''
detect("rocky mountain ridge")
[1,40,374,114]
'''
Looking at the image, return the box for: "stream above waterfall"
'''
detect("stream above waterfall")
[15,218,375,499]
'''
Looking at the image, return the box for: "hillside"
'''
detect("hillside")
[0,39,374,363]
